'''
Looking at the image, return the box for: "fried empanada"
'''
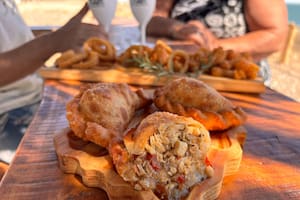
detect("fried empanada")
[154,77,247,131]
[66,82,151,148]
[109,112,213,200]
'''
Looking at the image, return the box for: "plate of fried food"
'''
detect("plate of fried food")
[40,37,265,93]
[54,77,247,200]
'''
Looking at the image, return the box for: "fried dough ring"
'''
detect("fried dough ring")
[120,45,152,59]
[167,50,189,73]
[55,50,87,69]
[72,51,99,69]
[118,45,152,67]
[84,37,116,62]
[55,50,75,68]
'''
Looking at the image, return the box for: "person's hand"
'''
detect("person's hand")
[187,20,217,50]
[170,22,198,39]
[53,3,108,52]
[170,20,217,49]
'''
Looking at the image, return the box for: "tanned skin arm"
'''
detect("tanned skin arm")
[147,0,179,38]
[147,0,288,61]
[0,3,107,86]
[216,0,288,60]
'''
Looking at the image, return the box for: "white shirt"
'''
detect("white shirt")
[0,0,43,115]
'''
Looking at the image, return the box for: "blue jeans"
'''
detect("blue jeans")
[0,102,40,163]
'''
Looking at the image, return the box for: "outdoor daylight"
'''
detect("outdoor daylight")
[0,1,299,200]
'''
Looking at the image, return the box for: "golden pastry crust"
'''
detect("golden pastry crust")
[109,112,213,200]
[66,83,151,148]
[154,77,247,131]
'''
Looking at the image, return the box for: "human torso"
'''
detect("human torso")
[171,0,248,38]
[0,0,43,115]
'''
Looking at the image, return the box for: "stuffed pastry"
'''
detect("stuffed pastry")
[110,111,213,200]
[66,82,151,148]
[154,77,247,131]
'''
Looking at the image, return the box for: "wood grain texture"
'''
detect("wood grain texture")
[54,128,233,200]
[52,119,245,199]
[38,66,265,94]
[0,80,299,200]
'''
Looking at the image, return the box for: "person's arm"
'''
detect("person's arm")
[147,0,288,61]
[215,0,288,61]
[0,3,107,86]
[147,0,177,38]
[147,0,221,49]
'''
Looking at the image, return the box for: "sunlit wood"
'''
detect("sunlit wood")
[53,126,245,200]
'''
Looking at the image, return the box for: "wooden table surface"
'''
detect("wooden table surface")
[0,79,299,200]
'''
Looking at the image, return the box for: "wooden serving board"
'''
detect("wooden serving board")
[39,66,265,94]
[53,126,246,200]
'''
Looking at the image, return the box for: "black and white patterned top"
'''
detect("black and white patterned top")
[171,0,248,38]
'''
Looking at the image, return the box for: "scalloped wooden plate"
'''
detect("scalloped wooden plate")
[54,126,246,200]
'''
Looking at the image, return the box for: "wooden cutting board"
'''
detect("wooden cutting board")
[53,125,246,200]
[39,66,265,94]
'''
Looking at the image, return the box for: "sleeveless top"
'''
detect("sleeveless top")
[171,0,270,84]
[0,0,43,115]
[171,0,247,38]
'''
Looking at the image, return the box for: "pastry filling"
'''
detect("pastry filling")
[122,122,213,200]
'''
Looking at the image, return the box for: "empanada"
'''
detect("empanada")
[109,112,213,200]
[66,82,151,148]
[154,77,247,131]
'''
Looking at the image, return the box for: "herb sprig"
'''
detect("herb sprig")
[125,52,215,78]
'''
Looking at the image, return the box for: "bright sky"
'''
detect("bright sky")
[286,0,300,3]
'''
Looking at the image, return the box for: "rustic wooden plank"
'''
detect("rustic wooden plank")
[53,123,245,199]
[0,80,299,200]
[38,66,265,94]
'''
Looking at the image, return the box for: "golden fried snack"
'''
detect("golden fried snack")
[55,50,75,67]
[210,67,248,80]
[154,77,247,131]
[110,112,213,200]
[233,69,247,79]
[225,49,240,61]
[150,40,172,67]
[167,50,189,73]
[210,47,227,65]
[84,37,116,62]
[232,58,259,79]
[72,51,99,69]
[211,67,234,78]
[66,83,151,148]
[188,48,210,72]
[117,45,153,67]
[55,50,87,69]
[217,60,231,70]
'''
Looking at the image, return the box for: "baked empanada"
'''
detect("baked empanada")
[154,77,247,131]
[109,112,213,200]
[66,82,151,148]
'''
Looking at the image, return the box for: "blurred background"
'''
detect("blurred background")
[16,0,300,101]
